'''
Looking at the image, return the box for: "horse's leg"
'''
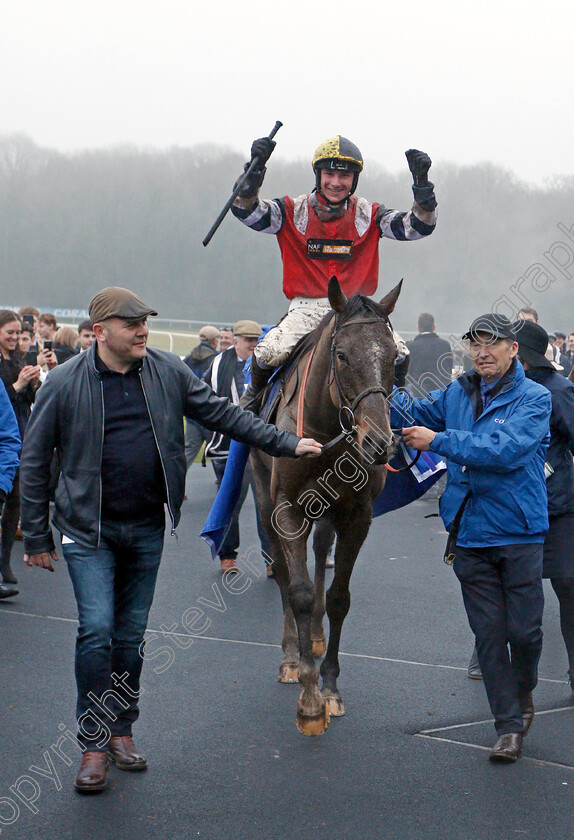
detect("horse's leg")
[250,453,300,683]
[272,548,300,684]
[275,494,329,736]
[320,511,371,718]
[311,519,335,658]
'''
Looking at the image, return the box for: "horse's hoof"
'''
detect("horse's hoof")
[296,707,330,736]
[312,638,326,658]
[323,693,345,717]
[278,664,299,684]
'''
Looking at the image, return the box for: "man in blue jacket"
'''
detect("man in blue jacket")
[392,314,552,763]
[0,382,20,598]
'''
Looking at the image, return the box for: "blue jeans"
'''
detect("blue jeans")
[63,517,165,751]
[454,543,544,735]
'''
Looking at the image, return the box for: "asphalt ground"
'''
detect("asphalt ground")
[1,466,573,840]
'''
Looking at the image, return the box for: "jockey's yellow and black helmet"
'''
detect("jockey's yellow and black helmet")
[312,136,363,202]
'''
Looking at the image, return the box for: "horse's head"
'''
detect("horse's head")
[327,276,402,466]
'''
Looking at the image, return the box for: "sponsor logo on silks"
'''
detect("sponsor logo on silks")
[494,418,505,423]
[307,238,354,261]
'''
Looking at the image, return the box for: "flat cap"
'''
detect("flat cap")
[198,325,220,341]
[89,287,158,323]
[233,319,262,338]
[462,313,516,342]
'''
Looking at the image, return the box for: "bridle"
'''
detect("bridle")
[296,313,419,471]
[322,316,390,452]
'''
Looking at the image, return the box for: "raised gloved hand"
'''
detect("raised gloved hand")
[405,149,432,187]
[250,137,276,170]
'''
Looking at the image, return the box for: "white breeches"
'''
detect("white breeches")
[254,296,409,369]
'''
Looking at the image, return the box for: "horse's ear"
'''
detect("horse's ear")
[378,279,403,316]
[328,276,348,312]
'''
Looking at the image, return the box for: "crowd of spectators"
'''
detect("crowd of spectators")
[2,295,574,778]
[0,309,93,594]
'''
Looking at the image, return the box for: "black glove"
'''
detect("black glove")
[405,149,432,186]
[394,354,410,389]
[0,488,6,507]
[250,137,276,170]
[234,164,266,199]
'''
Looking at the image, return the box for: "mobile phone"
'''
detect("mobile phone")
[25,350,38,366]
[44,339,53,351]
[22,314,34,327]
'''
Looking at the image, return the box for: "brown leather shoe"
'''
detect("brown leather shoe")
[220,557,238,573]
[106,735,148,771]
[518,690,535,737]
[74,752,108,792]
[489,733,523,762]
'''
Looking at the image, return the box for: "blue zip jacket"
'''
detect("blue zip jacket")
[0,381,21,496]
[391,358,551,547]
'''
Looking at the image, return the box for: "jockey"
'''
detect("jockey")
[231,135,438,410]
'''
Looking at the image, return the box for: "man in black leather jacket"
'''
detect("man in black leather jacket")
[19,286,321,794]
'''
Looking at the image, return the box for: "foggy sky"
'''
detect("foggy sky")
[2,0,573,185]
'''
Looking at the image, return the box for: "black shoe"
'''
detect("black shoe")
[0,583,18,599]
[0,564,18,584]
[518,690,535,737]
[489,733,523,762]
[467,646,483,680]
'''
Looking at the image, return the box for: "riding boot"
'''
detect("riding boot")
[240,357,273,414]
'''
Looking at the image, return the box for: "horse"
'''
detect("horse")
[250,276,402,735]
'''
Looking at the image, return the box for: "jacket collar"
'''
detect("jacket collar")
[458,357,522,419]
[86,341,145,379]
[525,367,555,385]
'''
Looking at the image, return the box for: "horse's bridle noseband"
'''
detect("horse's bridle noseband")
[320,316,391,453]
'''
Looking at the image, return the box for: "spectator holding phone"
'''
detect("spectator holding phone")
[0,310,42,585]
[37,312,57,345]
[18,324,34,359]
[18,307,40,348]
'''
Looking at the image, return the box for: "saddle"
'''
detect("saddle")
[260,331,317,425]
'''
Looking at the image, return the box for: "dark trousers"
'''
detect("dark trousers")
[0,471,20,569]
[454,543,544,735]
[550,577,574,676]
[185,418,212,471]
[212,459,271,561]
[62,517,165,751]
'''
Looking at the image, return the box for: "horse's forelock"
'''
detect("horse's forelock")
[337,295,391,332]
[298,295,391,357]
